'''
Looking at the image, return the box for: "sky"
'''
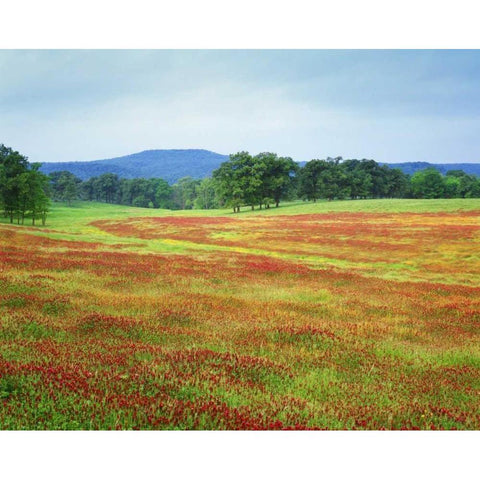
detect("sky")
[1,49,479,164]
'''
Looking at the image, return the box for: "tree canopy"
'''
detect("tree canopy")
[212,152,298,212]
[0,144,50,225]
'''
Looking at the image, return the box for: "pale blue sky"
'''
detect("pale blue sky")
[1,50,479,163]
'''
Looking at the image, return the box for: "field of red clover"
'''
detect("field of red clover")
[0,199,479,429]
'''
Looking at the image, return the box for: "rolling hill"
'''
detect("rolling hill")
[39,149,228,184]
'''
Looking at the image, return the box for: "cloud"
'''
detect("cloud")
[1,50,479,163]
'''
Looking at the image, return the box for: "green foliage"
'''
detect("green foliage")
[212,151,298,211]
[49,171,82,204]
[298,157,352,202]
[171,177,201,210]
[155,179,173,209]
[458,173,480,198]
[299,159,328,202]
[0,144,50,225]
[194,177,219,210]
[296,158,480,203]
[210,156,479,210]
[410,168,479,200]
[256,153,298,207]
[444,176,461,198]
[411,168,446,199]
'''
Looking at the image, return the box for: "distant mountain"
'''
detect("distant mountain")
[39,150,480,184]
[380,161,480,176]
[39,149,229,184]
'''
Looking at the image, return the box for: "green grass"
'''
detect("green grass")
[3,198,479,280]
[3,197,480,232]
[1,197,479,248]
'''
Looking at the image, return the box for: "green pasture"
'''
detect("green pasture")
[2,199,479,286]
[3,197,480,234]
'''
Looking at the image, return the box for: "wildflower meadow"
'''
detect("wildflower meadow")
[0,199,479,429]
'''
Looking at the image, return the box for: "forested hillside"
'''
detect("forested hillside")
[39,149,228,183]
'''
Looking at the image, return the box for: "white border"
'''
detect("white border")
[1,1,479,478]
[0,431,478,479]
[1,0,480,48]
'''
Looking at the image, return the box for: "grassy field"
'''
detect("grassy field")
[0,198,479,429]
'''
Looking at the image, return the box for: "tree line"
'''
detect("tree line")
[49,171,219,210]
[49,153,480,212]
[213,153,480,210]
[3,144,480,222]
[0,144,50,225]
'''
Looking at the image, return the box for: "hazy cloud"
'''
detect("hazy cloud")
[1,50,479,163]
